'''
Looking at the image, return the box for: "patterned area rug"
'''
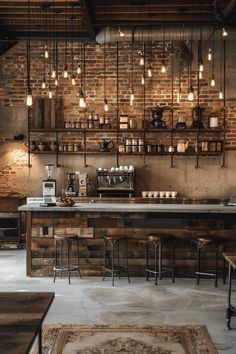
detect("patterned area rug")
[40,323,217,354]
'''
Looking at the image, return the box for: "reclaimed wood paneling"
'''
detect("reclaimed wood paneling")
[23,210,236,277]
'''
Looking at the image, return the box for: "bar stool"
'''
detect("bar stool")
[53,233,81,284]
[146,235,175,285]
[193,236,226,287]
[103,236,130,286]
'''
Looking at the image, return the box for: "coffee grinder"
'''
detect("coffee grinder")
[42,164,56,197]
[65,173,77,196]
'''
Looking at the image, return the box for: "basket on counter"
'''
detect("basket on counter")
[56,198,75,207]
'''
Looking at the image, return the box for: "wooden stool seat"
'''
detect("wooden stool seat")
[146,234,175,285]
[53,233,81,284]
[193,235,225,287]
[103,236,130,286]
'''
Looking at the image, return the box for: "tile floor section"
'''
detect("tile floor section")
[0,249,236,353]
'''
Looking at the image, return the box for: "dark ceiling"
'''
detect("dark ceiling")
[0,0,236,54]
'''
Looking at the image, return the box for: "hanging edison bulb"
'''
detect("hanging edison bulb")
[141,74,145,85]
[44,45,49,59]
[161,59,166,73]
[48,86,53,99]
[119,27,125,37]
[54,78,58,86]
[130,91,134,106]
[210,75,216,87]
[187,86,194,101]
[199,59,204,72]
[222,27,228,37]
[79,90,85,108]
[42,77,46,89]
[71,75,76,86]
[26,88,33,107]
[207,48,212,61]
[104,98,109,112]
[219,88,224,99]
[139,53,144,66]
[199,71,203,79]
[147,65,152,77]
[51,68,56,79]
[77,64,81,75]
[63,65,68,78]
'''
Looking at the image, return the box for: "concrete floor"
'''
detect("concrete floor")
[1,249,236,353]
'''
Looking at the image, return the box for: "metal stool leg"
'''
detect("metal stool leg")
[154,241,158,285]
[60,240,63,278]
[53,239,58,283]
[117,239,120,279]
[196,242,201,284]
[111,240,115,286]
[77,238,82,279]
[215,243,219,287]
[125,238,130,283]
[146,241,149,281]
[67,240,71,284]
[159,241,162,280]
[103,238,107,281]
[172,241,175,283]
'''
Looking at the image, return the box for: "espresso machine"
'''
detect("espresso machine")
[65,173,77,196]
[42,164,56,201]
[96,166,135,197]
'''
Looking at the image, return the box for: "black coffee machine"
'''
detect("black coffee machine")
[150,108,167,129]
[191,106,204,129]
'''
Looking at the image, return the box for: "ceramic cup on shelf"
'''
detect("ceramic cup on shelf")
[159,191,165,198]
[171,191,177,198]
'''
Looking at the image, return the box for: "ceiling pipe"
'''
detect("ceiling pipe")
[223,0,236,18]
[96,25,236,44]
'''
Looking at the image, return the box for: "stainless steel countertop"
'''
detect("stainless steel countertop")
[18,202,236,213]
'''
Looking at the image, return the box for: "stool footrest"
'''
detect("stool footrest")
[54,265,79,272]
[146,267,173,274]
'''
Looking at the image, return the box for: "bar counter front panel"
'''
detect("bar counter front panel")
[19,200,236,277]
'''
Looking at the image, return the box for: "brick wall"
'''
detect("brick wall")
[0,41,236,197]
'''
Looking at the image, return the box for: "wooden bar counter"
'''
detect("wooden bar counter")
[19,198,236,277]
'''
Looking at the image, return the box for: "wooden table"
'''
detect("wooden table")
[223,253,236,329]
[0,292,54,354]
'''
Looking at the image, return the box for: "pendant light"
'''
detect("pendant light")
[207,47,212,61]
[198,2,204,79]
[130,39,134,106]
[222,26,228,37]
[41,3,47,89]
[26,0,32,107]
[79,42,86,108]
[103,41,108,111]
[187,28,194,101]
[71,7,76,86]
[63,0,68,79]
[210,30,215,87]
[161,1,166,74]
[48,19,53,100]
[139,52,144,66]
[76,10,82,75]
[54,41,59,86]
[219,40,224,100]
[119,26,124,37]
[51,0,56,81]
[42,48,46,89]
